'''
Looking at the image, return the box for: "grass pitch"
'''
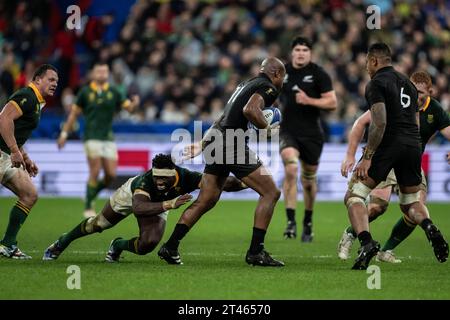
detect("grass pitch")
[0,198,448,300]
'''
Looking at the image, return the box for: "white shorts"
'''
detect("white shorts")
[84,140,118,160]
[0,151,19,184]
[109,177,168,220]
[376,168,427,192]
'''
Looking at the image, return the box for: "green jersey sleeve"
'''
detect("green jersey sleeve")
[9,90,35,114]
[436,106,450,131]
[75,87,87,109]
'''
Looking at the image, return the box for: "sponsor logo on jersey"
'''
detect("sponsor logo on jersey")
[302,75,313,83]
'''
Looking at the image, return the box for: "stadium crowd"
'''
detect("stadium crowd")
[0,0,449,142]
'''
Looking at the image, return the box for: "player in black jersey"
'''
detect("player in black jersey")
[345,43,448,270]
[158,57,286,267]
[279,36,337,242]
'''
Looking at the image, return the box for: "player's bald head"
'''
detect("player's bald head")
[260,57,286,90]
[260,57,286,77]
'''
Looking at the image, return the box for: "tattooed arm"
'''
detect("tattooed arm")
[354,102,386,180]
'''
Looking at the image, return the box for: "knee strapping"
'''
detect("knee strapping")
[301,169,317,180]
[346,196,366,208]
[399,191,420,205]
[283,157,298,166]
[84,215,112,233]
[351,181,372,199]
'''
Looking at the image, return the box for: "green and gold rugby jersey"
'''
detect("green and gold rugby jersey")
[75,82,127,141]
[0,83,46,154]
[419,97,450,152]
[130,166,203,202]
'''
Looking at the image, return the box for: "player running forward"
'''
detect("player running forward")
[344,43,448,270]
[279,36,337,242]
[57,62,140,218]
[43,154,246,262]
[0,64,58,259]
[158,57,286,267]
[338,71,450,263]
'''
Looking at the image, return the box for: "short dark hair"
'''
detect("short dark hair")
[368,42,392,62]
[32,64,58,81]
[291,36,312,49]
[152,154,175,169]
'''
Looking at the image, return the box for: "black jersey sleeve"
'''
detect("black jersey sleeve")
[316,67,333,93]
[365,79,385,106]
[255,85,279,107]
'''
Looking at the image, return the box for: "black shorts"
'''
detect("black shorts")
[279,131,324,165]
[203,133,262,180]
[368,143,422,186]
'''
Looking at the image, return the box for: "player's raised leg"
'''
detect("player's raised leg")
[0,170,38,259]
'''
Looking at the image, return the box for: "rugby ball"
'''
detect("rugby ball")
[247,106,282,130]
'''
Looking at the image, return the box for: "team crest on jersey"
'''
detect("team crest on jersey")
[265,88,274,95]
[89,93,95,102]
[427,114,434,124]
[303,75,313,83]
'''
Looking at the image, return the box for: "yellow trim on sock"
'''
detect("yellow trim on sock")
[134,238,139,253]
[15,201,30,215]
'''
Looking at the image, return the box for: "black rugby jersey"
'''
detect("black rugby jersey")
[365,66,420,147]
[218,73,279,131]
[279,62,333,137]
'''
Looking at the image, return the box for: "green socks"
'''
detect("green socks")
[382,216,416,251]
[85,180,106,210]
[1,201,30,247]
[113,237,139,254]
[58,218,91,249]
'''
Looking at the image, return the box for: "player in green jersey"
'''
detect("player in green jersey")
[57,63,139,218]
[0,64,58,259]
[43,154,246,262]
[338,71,450,263]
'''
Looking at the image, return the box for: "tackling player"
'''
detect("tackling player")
[43,154,245,261]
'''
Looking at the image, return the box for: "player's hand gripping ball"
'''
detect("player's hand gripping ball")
[247,106,282,130]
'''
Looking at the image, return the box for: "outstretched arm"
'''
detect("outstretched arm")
[132,192,193,217]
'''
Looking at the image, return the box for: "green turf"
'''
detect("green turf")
[0,197,448,299]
